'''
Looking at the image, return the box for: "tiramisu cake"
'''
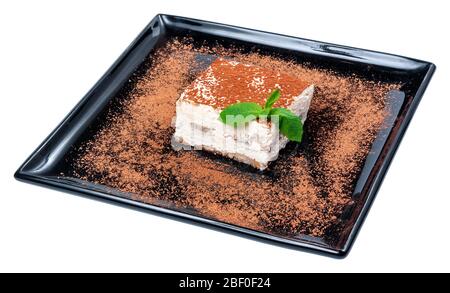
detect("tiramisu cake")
[172,58,314,170]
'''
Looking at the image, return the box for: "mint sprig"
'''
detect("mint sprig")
[219,89,303,142]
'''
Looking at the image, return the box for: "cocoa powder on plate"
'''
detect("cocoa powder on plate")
[70,38,398,239]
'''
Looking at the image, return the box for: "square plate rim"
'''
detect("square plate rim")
[14,14,436,258]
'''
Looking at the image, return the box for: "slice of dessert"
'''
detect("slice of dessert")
[172,58,314,170]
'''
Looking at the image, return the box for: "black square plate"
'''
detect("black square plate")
[15,14,435,257]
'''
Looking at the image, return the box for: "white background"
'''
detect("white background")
[1,0,449,273]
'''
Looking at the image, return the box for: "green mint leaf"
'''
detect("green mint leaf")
[279,116,303,142]
[264,89,281,110]
[270,108,303,142]
[259,108,271,116]
[269,107,298,119]
[218,89,304,143]
[219,102,263,126]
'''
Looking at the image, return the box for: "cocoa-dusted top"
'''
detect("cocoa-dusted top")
[180,58,310,109]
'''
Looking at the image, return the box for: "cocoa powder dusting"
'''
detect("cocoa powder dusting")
[69,38,399,242]
[181,57,310,109]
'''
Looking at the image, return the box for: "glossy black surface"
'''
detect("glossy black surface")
[15,14,435,257]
